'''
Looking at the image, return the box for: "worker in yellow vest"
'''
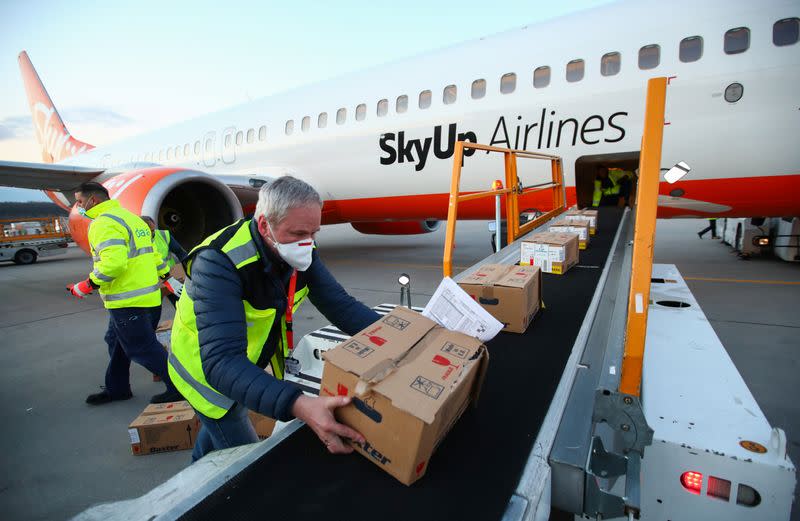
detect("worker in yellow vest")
[168,176,380,461]
[67,182,181,405]
[592,166,634,207]
[141,215,187,306]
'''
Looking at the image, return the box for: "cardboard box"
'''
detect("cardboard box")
[128,410,200,456]
[520,232,579,275]
[549,219,590,250]
[248,410,277,440]
[141,400,192,415]
[320,306,488,485]
[169,262,186,282]
[565,209,598,235]
[155,319,173,347]
[457,264,541,333]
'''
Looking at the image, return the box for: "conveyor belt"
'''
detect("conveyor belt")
[182,208,624,521]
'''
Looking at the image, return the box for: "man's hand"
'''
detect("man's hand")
[291,395,365,454]
[66,278,93,299]
[163,276,183,297]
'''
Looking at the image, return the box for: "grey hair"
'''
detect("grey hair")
[254,176,322,224]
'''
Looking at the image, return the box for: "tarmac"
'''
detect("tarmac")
[0,218,797,521]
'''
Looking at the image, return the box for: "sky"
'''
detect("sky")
[0,0,615,202]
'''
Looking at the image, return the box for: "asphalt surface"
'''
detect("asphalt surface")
[0,218,797,520]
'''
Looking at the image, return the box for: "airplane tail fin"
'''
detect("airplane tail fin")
[18,51,93,163]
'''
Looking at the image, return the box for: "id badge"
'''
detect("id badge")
[285,356,301,376]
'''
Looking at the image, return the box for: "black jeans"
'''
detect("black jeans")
[103,306,173,397]
[698,219,717,238]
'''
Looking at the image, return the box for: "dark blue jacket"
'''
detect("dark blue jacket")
[188,220,380,421]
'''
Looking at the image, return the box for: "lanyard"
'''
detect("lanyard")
[285,269,297,352]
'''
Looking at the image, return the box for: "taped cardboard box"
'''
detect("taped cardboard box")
[155,319,173,347]
[141,400,192,415]
[520,231,579,275]
[457,264,541,334]
[320,306,489,485]
[565,209,598,235]
[128,410,199,456]
[549,219,590,250]
[248,410,277,440]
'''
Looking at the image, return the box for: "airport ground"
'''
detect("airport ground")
[0,219,797,520]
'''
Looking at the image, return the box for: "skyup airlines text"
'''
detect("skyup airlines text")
[379,111,627,171]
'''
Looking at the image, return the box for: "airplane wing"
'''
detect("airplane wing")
[0,160,104,191]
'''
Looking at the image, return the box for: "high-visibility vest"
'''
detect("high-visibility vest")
[86,199,169,309]
[167,219,310,419]
[153,229,176,269]
[592,169,633,207]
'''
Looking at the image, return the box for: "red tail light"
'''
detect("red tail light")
[680,471,703,494]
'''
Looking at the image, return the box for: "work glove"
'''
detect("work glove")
[66,278,94,299]
[163,276,183,298]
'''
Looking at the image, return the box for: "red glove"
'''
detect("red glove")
[67,278,94,299]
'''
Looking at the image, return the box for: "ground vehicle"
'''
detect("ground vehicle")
[720,217,800,261]
[0,216,71,264]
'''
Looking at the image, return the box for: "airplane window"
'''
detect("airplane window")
[773,18,799,46]
[174,145,181,158]
[302,116,310,132]
[235,131,243,145]
[533,66,550,88]
[396,95,408,114]
[166,148,172,160]
[443,84,457,105]
[318,112,328,128]
[377,99,388,117]
[259,126,267,141]
[285,120,294,135]
[566,59,584,82]
[194,141,200,155]
[356,103,366,121]
[159,150,164,161]
[601,52,621,76]
[419,90,432,109]
[336,108,346,124]
[247,128,255,143]
[500,73,516,94]
[184,144,190,156]
[680,36,703,62]
[638,45,660,69]
[225,134,232,148]
[471,79,486,99]
[724,27,749,54]
[205,139,213,152]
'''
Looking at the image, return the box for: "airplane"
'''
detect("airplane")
[1,0,798,255]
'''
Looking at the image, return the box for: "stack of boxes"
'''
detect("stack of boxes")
[520,232,580,275]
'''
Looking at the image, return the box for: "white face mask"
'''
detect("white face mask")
[267,221,314,271]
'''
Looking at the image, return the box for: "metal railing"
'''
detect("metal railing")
[443,142,565,277]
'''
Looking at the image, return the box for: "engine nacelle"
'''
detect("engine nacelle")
[69,167,243,254]
[351,220,440,235]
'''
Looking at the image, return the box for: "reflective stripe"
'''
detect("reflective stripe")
[92,269,115,282]
[100,283,160,301]
[94,238,127,252]
[131,246,154,258]
[156,261,168,271]
[169,353,234,410]
[100,214,136,257]
[92,256,101,262]
[226,241,258,267]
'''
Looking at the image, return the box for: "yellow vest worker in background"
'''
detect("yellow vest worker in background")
[67,182,182,405]
[141,215,188,307]
[592,166,634,207]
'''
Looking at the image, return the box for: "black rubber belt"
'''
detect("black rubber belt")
[182,208,624,521]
